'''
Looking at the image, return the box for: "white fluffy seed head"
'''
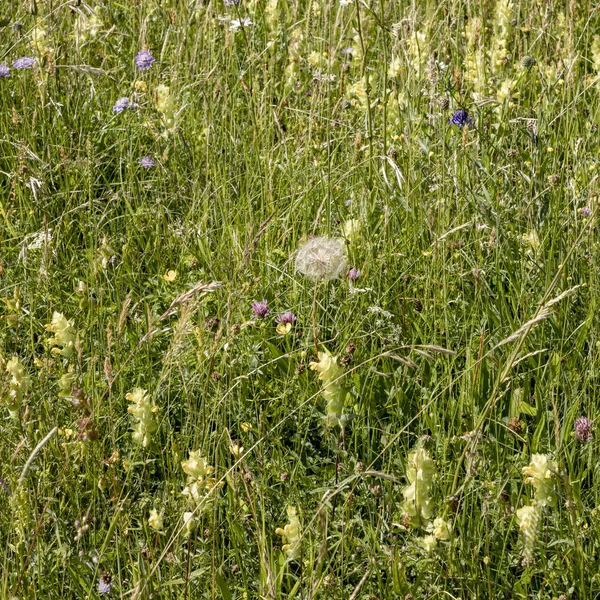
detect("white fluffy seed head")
[295,236,348,281]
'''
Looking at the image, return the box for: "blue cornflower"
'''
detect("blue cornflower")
[0,64,10,78]
[134,50,155,70]
[449,109,473,129]
[13,57,36,69]
[138,156,156,169]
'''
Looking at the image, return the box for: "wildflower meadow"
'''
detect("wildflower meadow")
[2,0,600,598]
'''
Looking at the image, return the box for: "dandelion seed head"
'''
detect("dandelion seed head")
[134,49,155,70]
[295,236,348,281]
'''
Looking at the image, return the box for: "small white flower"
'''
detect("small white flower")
[229,17,253,31]
[26,229,53,250]
[340,0,354,5]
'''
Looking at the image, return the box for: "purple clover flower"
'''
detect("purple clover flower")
[251,300,269,319]
[12,57,36,69]
[138,156,156,169]
[449,109,473,129]
[134,50,155,70]
[574,417,593,443]
[348,267,361,281]
[275,311,296,325]
[0,64,10,78]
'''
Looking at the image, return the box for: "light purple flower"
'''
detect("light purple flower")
[138,156,155,169]
[275,311,296,325]
[251,300,269,319]
[224,0,240,4]
[113,97,131,113]
[574,417,593,443]
[580,206,592,218]
[348,267,360,281]
[98,573,112,594]
[13,57,36,69]
[0,64,10,78]
[135,50,155,70]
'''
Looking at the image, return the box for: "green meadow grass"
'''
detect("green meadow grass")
[2,0,600,598]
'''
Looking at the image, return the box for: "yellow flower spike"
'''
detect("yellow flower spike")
[46,312,76,358]
[163,270,177,282]
[402,448,436,527]
[342,219,362,243]
[522,454,557,507]
[126,388,159,447]
[148,509,163,531]
[4,356,30,418]
[181,450,213,480]
[309,350,347,426]
[276,506,301,560]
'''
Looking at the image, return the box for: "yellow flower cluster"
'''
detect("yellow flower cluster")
[275,505,302,560]
[515,504,541,562]
[126,388,159,448]
[46,312,76,358]
[309,351,346,426]
[31,23,52,57]
[181,451,220,509]
[75,8,102,46]
[522,453,557,507]
[155,84,176,132]
[489,0,512,75]
[4,356,30,418]
[516,454,557,561]
[402,448,435,527]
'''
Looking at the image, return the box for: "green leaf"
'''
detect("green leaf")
[518,400,537,417]
[215,570,233,600]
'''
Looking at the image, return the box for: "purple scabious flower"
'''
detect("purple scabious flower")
[0,64,10,78]
[449,109,473,129]
[275,311,296,325]
[135,50,155,70]
[348,267,360,281]
[579,206,592,218]
[574,417,593,443]
[113,97,131,113]
[12,57,36,69]
[98,573,112,594]
[251,300,269,319]
[138,156,156,169]
[224,0,240,4]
